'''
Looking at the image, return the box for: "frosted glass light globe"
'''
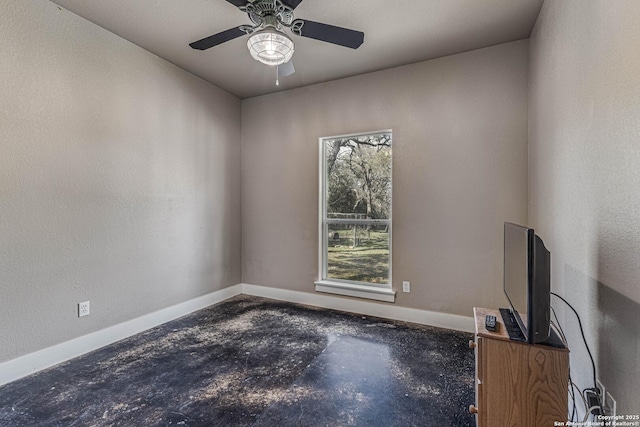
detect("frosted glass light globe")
[247,28,294,66]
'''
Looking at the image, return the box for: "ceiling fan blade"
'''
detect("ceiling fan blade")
[280,0,304,10]
[189,26,246,50]
[294,19,364,49]
[225,0,248,7]
[278,60,295,77]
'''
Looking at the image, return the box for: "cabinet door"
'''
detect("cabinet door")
[482,338,568,426]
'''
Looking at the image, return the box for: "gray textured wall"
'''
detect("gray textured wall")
[241,40,529,317]
[529,0,640,414]
[0,1,242,362]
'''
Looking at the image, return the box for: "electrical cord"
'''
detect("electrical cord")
[551,306,576,421]
[550,306,568,345]
[583,406,600,423]
[550,320,568,348]
[569,369,577,422]
[567,380,579,422]
[551,292,598,391]
[572,381,588,411]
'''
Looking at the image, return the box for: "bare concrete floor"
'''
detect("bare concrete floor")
[0,295,475,426]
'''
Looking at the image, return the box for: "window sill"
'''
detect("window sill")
[314,280,396,303]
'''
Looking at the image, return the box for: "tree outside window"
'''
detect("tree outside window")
[320,131,392,286]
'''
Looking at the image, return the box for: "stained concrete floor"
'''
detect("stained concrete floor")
[0,295,475,426]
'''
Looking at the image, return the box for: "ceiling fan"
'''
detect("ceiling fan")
[189,0,365,84]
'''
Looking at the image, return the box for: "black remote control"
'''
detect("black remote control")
[485,315,497,332]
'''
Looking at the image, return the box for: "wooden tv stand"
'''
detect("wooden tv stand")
[469,307,569,427]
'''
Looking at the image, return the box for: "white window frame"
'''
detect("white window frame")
[315,130,395,303]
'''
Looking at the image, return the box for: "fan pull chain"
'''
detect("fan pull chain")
[276,64,280,86]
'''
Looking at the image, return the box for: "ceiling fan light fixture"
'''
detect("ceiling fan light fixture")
[247,28,294,66]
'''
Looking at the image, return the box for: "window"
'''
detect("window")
[315,130,394,302]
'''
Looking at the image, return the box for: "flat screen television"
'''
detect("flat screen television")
[503,222,551,344]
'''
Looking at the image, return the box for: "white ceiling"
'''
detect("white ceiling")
[49,0,543,99]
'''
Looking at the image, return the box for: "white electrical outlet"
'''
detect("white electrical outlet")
[605,391,616,418]
[402,281,410,293]
[78,301,90,317]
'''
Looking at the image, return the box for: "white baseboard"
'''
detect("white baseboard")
[241,283,475,333]
[1,282,474,387]
[0,284,242,386]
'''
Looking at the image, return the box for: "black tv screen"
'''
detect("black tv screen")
[503,222,551,344]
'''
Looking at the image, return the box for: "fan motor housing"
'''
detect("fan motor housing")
[244,0,294,28]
